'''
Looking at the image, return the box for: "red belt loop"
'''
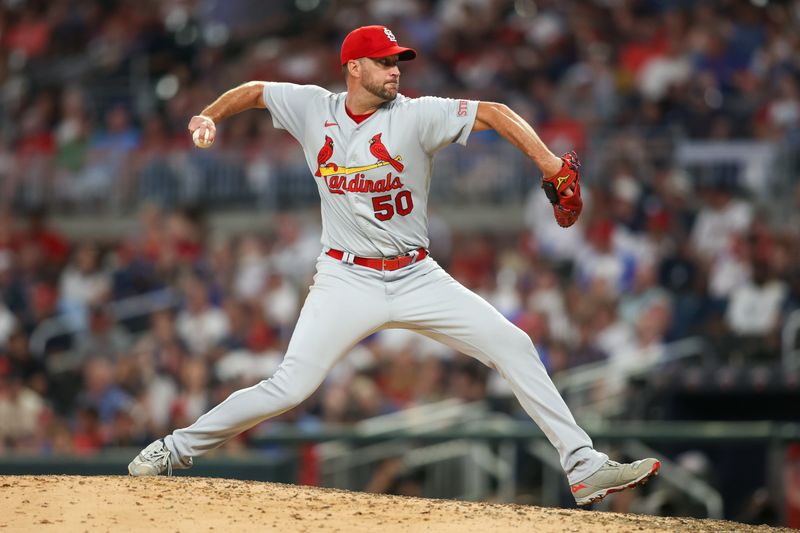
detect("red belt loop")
[326,248,428,271]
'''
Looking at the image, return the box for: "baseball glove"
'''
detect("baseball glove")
[541,151,583,228]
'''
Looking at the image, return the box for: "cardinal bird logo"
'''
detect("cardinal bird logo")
[369,133,404,173]
[315,135,335,177]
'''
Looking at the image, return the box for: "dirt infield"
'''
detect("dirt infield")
[0,475,792,532]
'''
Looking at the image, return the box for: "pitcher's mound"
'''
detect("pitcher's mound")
[0,475,790,532]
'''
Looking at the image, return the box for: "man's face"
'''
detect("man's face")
[358,55,401,101]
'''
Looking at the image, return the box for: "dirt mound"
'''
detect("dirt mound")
[0,475,791,532]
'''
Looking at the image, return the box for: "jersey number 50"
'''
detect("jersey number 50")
[372,191,414,221]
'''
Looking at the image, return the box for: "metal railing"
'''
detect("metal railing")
[551,336,714,419]
[318,399,518,500]
[29,287,182,359]
[300,400,795,516]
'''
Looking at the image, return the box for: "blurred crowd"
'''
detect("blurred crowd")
[1,0,800,208]
[0,0,798,515]
[0,193,796,456]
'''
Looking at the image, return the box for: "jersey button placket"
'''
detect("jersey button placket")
[345,129,383,252]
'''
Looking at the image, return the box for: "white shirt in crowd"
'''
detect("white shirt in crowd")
[726,280,788,336]
[176,308,230,355]
[690,198,753,261]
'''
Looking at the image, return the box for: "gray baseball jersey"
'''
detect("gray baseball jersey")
[263,82,477,257]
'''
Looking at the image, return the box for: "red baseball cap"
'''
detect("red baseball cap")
[340,25,417,66]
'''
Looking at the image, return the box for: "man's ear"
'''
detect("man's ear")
[348,59,361,79]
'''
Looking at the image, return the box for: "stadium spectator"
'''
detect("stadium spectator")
[725,259,789,361]
[76,357,132,425]
[4,328,46,396]
[58,242,111,329]
[0,370,46,449]
[175,274,229,357]
[73,304,132,362]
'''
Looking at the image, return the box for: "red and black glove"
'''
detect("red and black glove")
[541,151,583,228]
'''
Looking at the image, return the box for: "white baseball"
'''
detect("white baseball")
[192,127,214,148]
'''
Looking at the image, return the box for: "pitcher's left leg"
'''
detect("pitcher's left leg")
[391,260,606,484]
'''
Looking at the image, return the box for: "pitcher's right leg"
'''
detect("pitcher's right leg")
[130,257,389,475]
[389,259,608,484]
[387,260,660,506]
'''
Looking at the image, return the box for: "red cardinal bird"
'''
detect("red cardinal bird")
[315,135,335,177]
[369,133,404,173]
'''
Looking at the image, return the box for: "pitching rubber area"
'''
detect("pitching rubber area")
[0,475,791,532]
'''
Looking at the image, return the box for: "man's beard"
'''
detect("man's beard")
[364,78,398,101]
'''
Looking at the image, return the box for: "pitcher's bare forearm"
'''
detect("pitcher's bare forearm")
[200,81,267,123]
[473,101,562,177]
[188,82,267,143]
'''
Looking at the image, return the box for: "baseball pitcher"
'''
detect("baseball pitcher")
[129,25,659,506]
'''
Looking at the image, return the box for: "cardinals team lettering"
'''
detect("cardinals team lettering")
[324,173,404,195]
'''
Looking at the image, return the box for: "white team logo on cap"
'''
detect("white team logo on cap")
[383,27,397,42]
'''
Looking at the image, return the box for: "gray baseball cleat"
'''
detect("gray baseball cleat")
[571,458,660,506]
[128,439,173,476]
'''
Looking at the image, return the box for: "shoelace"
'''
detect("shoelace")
[142,446,172,476]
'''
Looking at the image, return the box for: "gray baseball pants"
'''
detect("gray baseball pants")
[165,254,607,484]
